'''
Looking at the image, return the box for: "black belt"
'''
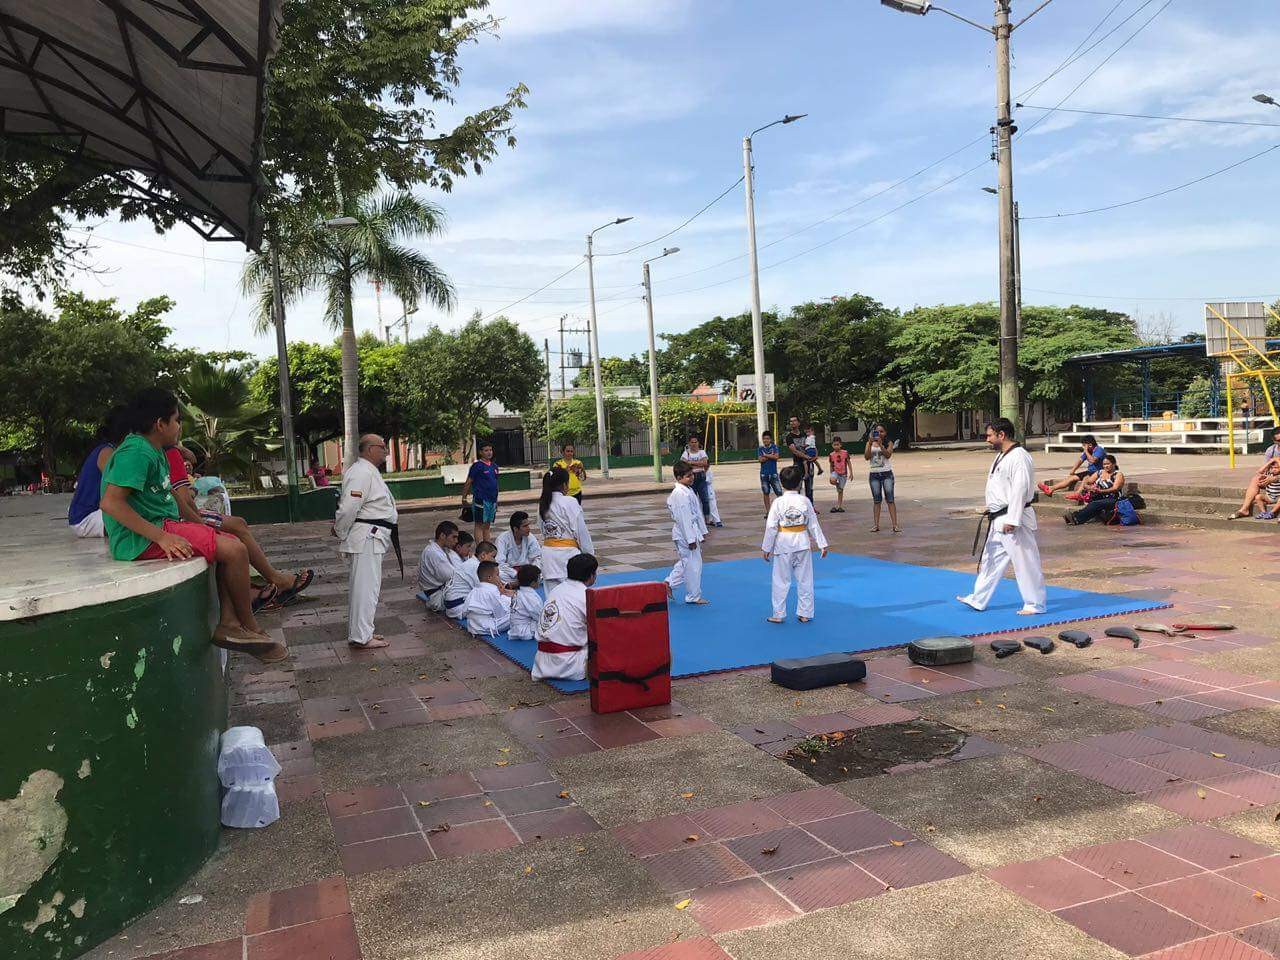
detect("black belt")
[972,498,1036,568]
[355,518,403,579]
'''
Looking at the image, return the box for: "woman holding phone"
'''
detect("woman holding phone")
[864,425,900,533]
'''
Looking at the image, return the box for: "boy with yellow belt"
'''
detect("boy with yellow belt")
[762,465,828,623]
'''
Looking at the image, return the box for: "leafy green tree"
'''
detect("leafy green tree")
[572,355,650,391]
[3,1,527,292]
[523,392,646,447]
[0,293,160,474]
[399,316,543,457]
[179,360,278,487]
[1178,376,1214,418]
[244,191,455,463]
[656,311,789,395]
[1268,299,1280,338]
[250,341,344,463]
[1019,305,1140,423]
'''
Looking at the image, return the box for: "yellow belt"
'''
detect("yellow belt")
[545,538,580,548]
[779,524,807,533]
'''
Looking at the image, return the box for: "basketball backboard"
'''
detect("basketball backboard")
[1205,302,1267,358]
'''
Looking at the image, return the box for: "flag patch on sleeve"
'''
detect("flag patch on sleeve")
[349,491,362,498]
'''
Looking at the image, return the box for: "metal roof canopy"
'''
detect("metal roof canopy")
[0,0,283,249]
[1067,339,1280,368]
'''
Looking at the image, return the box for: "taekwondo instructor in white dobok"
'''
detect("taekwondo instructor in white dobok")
[333,434,400,648]
[958,417,1047,616]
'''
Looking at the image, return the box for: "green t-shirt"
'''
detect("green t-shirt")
[100,433,180,560]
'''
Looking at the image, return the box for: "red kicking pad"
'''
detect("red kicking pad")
[587,582,671,715]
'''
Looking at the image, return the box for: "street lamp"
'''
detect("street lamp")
[1254,93,1278,107]
[642,247,681,483]
[585,216,632,479]
[881,0,1054,432]
[744,113,805,440]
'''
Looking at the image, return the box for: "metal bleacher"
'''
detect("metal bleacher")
[1045,415,1277,456]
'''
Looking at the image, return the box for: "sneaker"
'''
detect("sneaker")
[1258,512,1276,520]
[829,506,839,513]
[1037,482,1053,496]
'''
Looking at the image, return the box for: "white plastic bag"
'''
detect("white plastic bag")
[217,725,281,788]
[220,783,280,829]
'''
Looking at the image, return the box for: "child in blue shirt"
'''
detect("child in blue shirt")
[462,442,500,543]
[758,431,782,512]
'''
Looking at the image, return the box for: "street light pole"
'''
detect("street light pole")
[879,0,1054,434]
[642,247,681,483]
[743,114,805,440]
[544,339,554,468]
[586,216,633,478]
[268,236,300,522]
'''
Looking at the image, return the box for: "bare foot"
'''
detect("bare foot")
[767,616,784,624]
[688,598,711,605]
[1016,609,1042,616]
[350,635,391,649]
[798,616,811,623]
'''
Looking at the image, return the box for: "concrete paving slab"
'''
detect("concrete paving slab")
[227,700,305,744]
[553,732,813,829]
[717,873,1127,960]
[837,754,1185,869]
[1197,707,1280,747]
[1212,801,1280,849]
[914,682,1160,747]
[1199,645,1280,683]
[349,832,701,960]
[295,656,445,699]
[313,714,537,792]
[674,673,882,728]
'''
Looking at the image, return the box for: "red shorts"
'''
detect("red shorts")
[136,519,233,564]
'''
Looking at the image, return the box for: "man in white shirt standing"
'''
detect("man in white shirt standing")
[665,462,710,605]
[334,434,400,648]
[958,418,1046,616]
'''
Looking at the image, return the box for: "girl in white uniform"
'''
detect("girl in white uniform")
[508,565,545,640]
[496,510,543,584]
[532,553,598,681]
[537,467,594,593]
[762,465,829,623]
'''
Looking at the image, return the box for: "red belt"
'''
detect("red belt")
[537,641,581,655]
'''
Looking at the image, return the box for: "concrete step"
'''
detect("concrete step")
[1139,509,1280,533]
[1127,481,1244,500]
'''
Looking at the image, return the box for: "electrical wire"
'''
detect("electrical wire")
[1024,287,1280,303]
[1016,0,1150,102]
[1021,143,1280,220]
[476,258,585,321]
[593,176,744,257]
[1018,105,1280,128]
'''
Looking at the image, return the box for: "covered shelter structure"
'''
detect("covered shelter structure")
[1066,341,1224,422]
[0,4,282,959]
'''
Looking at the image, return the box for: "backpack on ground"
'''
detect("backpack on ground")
[1109,497,1140,526]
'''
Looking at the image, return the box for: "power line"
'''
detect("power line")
[1018,104,1280,128]
[1024,286,1280,303]
[1018,0,1175,139]
[1017,0,1151,102]
[477,258,585,320]
[593,177,744,258]
[1021,143,1280,220]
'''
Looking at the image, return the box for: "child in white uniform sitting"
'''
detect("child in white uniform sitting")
[496,510,543,584]
[417,520,460,610]
[762,465,829,623]
[532,553,597,681]
[443,533,481,619]
[463,560,514,637]
[508,565,545,641]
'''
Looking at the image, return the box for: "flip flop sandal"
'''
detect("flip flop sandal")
[250,584,279,613]
[276,569,315,607]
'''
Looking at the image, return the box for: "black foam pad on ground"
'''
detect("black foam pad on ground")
[1022,635,1055,654]
[1058,630,1093,648]
[990,639,1022,659]
[907,636,975,666]
[1104,626,1142,648]
[771,652,867,691]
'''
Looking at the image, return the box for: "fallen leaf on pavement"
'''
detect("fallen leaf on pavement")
[685,835,699,843]
[680,792,695,799]
[675,899,692,911]
[558,790,570,799]
[417,800,431,807]
[1255,892,1267,902]
[997,704,1007,710]
[761,846,778,856]
[1196,788,1207,799]
[428,823,450,834]
[1211,752,1226,759]
[498,747,511,754]
[1042,707,1055,713]
[889,839,906,847]
[495,760,510,767]
[524,865,534,875]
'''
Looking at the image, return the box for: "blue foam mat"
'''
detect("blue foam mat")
[468,552,1171,693]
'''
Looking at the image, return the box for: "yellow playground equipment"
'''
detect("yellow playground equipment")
[702,410,778,465]
[1205,301,1280,467]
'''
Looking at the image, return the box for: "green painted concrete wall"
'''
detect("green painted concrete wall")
[0,571,225,960]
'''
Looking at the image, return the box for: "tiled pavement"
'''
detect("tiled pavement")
[96,488,1280,960]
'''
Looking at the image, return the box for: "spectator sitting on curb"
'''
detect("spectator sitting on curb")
[1039,435,1106,497]
[1229,457,1280,520]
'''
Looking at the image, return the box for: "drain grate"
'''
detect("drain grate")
[783,720,975,784]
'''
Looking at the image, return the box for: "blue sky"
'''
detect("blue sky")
[69,0,1280,364]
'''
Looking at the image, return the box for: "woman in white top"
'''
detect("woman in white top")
[537,466,594,593]
[496,510,543,584]
[864,424,900,534]
[680,436,713,521]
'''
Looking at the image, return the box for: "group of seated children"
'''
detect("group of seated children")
[1230,434,1280,520]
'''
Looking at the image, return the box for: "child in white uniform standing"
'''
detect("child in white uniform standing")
[537,466,594,593]
[665,462,709,604]
[762,465,829,623]
[532,553,598,681]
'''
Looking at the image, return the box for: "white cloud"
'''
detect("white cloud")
[486,0,696,39]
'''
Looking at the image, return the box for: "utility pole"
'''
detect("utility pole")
[993,0,1018,429]
[879,0,1054,434]
[586,217,632,478]
[642,247,681,483]
[1013,199,1022,341]
[559,315,567,399]
[544,339,554,467]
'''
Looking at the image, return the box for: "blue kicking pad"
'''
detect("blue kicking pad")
[470,552,1171,694]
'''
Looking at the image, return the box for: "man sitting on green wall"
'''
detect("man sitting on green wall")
[100,387,287,662]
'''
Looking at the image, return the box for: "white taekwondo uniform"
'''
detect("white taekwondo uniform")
[532,579,589,681]
[444,556,480,619]
[496,529,543,584]
[334,457,398,646]
[705,468,723,525]
[508,586,545,640]
[761,489,828,621]
[959,444,1047,614]
[417,540,457,611]
[538,492,594,593]
[463,581,511,637]
[664,481,708,603]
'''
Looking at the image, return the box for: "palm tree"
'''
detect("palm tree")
[180,359,278,489]
[243,192,455,465]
